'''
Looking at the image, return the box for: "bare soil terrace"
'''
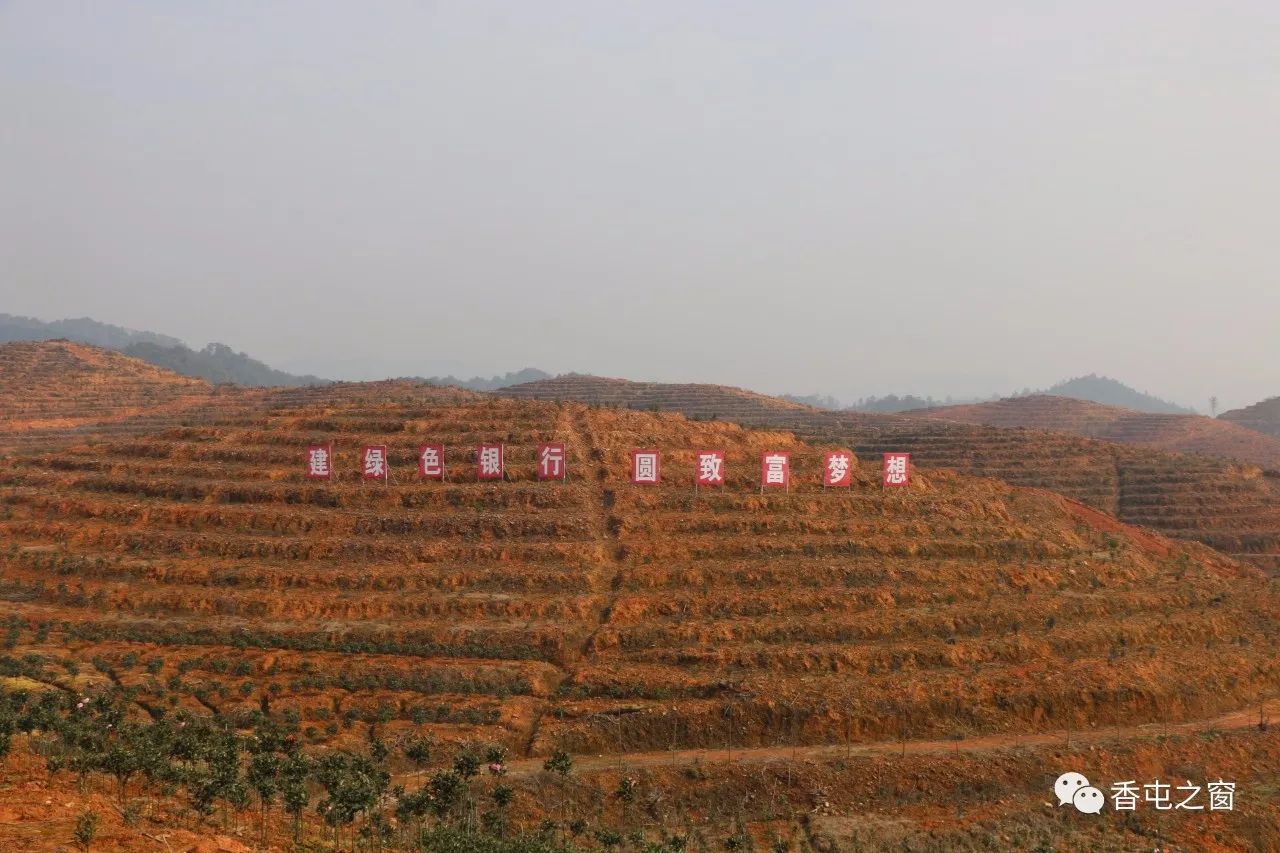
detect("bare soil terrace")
[915,394,1280,470]
[503,376,1280,574]
[1223,395,1280,439]
[2,343,1279,850]
[2,382,1277,765]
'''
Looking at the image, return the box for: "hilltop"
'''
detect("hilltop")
[0,340,219,444]
[1222,395,1280,438]
[1,364,1279,849]
[0,312,184,350]
[0,313,326,387]
[503,375,1280,573]
[1037,374,1196,414]
[415,367,554,392]
[914,394,1280,469]
[120,341,328,387]
[783,374,1196,414]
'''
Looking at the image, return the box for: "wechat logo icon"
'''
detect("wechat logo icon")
[1055,772,1105,814]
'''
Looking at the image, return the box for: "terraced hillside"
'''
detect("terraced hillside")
[0,340,221,452]
[1222,395,1280,439]
[0,341,459,457]
[4,385,1277,755]
[503,376,1280,572]
[3,369,1280,849]
[915,394,1280,469]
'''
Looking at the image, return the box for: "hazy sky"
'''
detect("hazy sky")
[2,2,1278,410]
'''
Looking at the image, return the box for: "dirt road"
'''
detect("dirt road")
[495,699,1278,777]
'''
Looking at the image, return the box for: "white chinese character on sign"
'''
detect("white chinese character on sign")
[479,447,502,477]
[763,454,787,484]
[634,452,658,483]
[885,454,908,485]
[540,445,564,478]
[1174,781,1203,810]
[698,453,723,483]
[1144,780,1172,811]
[827,453,849,481]
[1110,781,1139,811]
[308,447,330,477]
[363,447,386,478]
[421,446,441,474]
[1207,780,1235,811]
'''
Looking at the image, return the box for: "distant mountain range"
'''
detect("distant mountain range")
[0,313,184,350]
[0,313,1205,414]
[120,341,329,387]
[781,392,965,412]
[409,367,554,392]
[0,313,327,387]
[0,312,562,391]
[784,374,1197,415]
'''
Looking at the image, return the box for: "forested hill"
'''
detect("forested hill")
[0,313,326,387]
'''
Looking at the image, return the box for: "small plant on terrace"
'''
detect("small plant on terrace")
[453,745,481,780]
[72,809,98,851]
[543,747,573,777]
[402,733,433,770]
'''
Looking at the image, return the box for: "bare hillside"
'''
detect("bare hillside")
[915,394,1280,469]
[504,376,1280,572]
[1222,395,1280,439]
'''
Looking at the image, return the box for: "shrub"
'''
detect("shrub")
[543,748,572,777]
[73,810,98,851]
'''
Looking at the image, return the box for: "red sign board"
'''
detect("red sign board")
[537,443,566,481]
[418,444,445,480]
[695,450,725,487]
[306,444,332,480]
[630,450,660,484]
[760,451,790,489]
[823,450,854,487]
[477,444,504,481]
[882,452,911,487]
[362,445,388,481]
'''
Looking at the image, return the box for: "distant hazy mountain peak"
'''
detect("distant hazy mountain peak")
[1038,374,1195,414]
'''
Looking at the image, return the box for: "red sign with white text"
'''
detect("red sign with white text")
[760,451,790,489]
[418,444,445,480]
[362,445,388,481]
[695,450,726,487]
[882,452,911,487]
[631,450,661,484]
[306,444,332,480]
[537,443,566,481]
[477,444,504,481]
[823,449,854,487]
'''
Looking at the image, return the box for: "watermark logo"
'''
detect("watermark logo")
[1055,772,1235,813]
[1073,785,1106,814]
[1055,772,1104,813]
